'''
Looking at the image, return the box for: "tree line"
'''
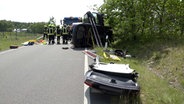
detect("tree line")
[99,0,184,41]
[0,20,46,34]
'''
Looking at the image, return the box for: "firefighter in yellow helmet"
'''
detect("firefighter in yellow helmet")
[56,25,61,44]
[62,24,69,44]
[48,24,55,44]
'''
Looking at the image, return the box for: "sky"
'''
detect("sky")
[0,0,104,25]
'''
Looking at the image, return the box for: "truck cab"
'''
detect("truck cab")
[60,17,82,40]
[62,17,82,25]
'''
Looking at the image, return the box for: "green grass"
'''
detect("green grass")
[95,37,184,104]
[0,32,41,51]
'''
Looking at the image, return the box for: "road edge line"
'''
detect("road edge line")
[84,48,90,104]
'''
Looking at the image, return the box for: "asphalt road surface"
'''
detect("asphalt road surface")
[0,44,119,104]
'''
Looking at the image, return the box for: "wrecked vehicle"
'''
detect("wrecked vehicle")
[84,60,140,95]
[71,11,113,48]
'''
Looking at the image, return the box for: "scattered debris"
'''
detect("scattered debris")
[22,40,37,46]
[103,51,121,61]
[38,40,47,45]
[104,49,132,59]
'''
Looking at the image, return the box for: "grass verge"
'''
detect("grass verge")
[0,32,41,51]
[95,37,184,104]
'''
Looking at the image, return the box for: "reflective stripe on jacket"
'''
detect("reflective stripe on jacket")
[48,27,54,35]
[62,27,68,35]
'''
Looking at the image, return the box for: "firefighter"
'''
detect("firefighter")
[56,25,61,44]
[43,25,48,40]
[48,24,55,44]
[62,24,69,44]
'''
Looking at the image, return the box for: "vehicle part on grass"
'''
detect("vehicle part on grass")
[84,55,140,95]
[10,45,19,49]
[89,62,139,80]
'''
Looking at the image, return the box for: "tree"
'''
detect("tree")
[0,20,13,32]
[29,22,46,34]
[100,0,184,41]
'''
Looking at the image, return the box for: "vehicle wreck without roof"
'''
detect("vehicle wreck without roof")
[84,62,140,95]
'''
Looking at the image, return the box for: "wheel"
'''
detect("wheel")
[62,47,69,49]
[10,45,18,49]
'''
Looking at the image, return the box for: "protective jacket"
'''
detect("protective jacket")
[62,25,69,35]
[56,27,61,36]
[48,24,55,35]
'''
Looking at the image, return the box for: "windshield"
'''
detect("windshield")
[63,17,81,25]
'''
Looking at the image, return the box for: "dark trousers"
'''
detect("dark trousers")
[57,36,61,44]
[48,35,55,44]
[62,35,68,44]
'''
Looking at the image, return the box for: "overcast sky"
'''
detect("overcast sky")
[0,0,103,24]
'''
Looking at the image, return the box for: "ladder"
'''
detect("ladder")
[86,11,103,47]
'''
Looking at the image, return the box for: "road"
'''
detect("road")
[0,44,119,104]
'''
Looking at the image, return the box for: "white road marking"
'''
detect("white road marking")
[84,48,90,104]
[0,46,25,55]
[0,49,14,55]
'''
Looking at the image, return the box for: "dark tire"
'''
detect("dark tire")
[62,47,69,49]
[10,45,19,49]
